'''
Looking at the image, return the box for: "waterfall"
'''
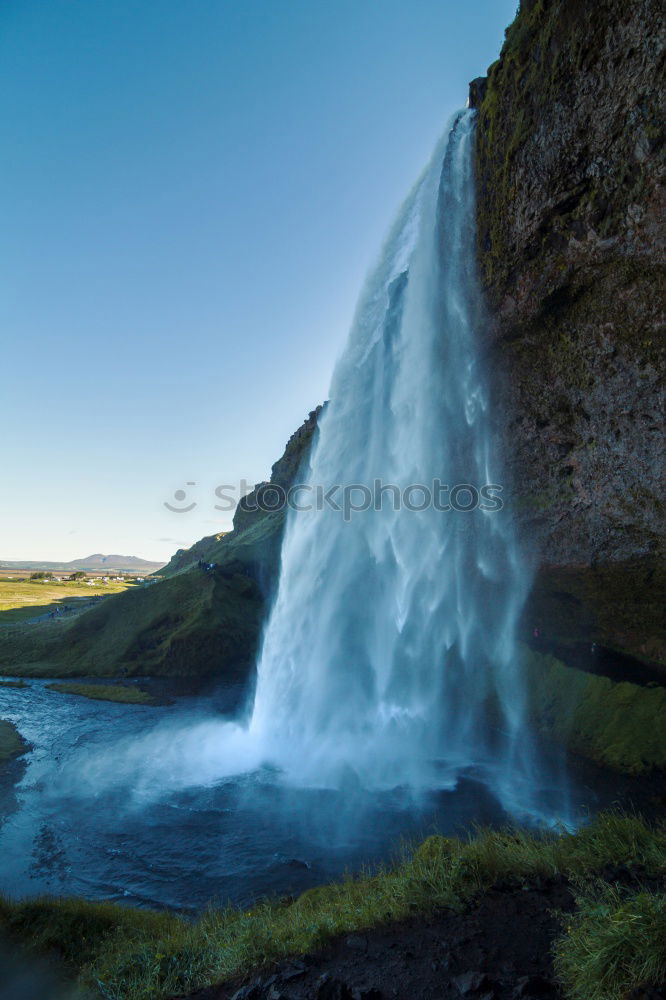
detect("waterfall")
[249,110,541,816]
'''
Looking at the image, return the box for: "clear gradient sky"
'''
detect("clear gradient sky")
[1,0,516,563]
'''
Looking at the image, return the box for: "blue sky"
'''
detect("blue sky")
[1,0,516,562]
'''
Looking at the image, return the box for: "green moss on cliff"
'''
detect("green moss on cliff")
[475,0,664,298]
[523,646,666,773]
[475,0,562,289]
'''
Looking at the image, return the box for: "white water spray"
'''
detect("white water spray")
[248,111,542,816]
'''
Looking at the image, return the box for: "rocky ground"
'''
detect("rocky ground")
[179,874,663,1000]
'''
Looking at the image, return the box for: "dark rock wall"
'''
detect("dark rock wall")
[473,0,665,664]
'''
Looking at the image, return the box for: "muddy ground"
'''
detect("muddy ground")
[180,868,666,1000]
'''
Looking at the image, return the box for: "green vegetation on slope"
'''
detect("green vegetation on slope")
[0,577,133,624]
[555,882,666,1000]
[0,720,27,764]
[523,646,666,774]
[46,683,154,704]
[0,568,263,679]
[0,813,664,1000]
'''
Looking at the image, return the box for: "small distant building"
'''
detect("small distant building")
[135,577,144,583]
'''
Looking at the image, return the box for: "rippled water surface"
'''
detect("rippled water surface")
[0,679,591,913]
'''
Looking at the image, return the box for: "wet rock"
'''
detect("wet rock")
[230,982,263,1000]
[513,975,557,998]
[468,77,487,109]
[625,987,666,1000]
[266,988,287,1000]
[345,935,368,952]
[316,974,354,1000]
[454,971,496,995]
[277,960,307,982]
[474,0,665,666]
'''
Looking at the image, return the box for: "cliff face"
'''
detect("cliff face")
[473,0,665,666]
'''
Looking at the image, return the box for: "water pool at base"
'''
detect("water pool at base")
[0,680,618,914]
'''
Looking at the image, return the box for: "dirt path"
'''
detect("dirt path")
[181,878,578,1000]
[180,868,666,1000]
[20,596,102,624]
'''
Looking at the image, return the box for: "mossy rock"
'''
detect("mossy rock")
[523,645,666,774]
[0,720,27,764]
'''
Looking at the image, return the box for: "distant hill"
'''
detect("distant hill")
[0,554,166,573]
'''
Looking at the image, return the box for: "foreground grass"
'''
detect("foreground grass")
[555,882,666,1000]
[0,812,664,1000]
[0,720,27,763]
[46,683,154,705]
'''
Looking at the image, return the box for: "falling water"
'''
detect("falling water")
[249,110,544,817]
[0,115,569,912]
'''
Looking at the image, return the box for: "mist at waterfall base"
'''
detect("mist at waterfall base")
[0,111,577,911]
[249,108,551,818]
[247,106,570,826]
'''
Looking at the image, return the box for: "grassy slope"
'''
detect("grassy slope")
[0,578,132,623]
[0,569,263,679]
[0,813,663,1000]
[0,451,288,680]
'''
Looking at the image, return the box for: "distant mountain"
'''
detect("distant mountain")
[0,554,166,573]
[66,554,165,571]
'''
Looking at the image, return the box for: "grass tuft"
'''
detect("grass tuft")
[554,882,666,1000]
